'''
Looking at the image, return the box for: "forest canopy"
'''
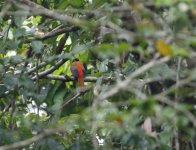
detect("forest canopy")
[0,0,196,150]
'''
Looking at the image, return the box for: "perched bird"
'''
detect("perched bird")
[70,58,85,90]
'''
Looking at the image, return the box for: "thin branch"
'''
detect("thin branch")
[175,57,182,102]
[155,95,196,127]
[63,86,94,107]
[97,57,170,101]
[0,127,64,150]
[40,26,80,41]
[0,3,11,19]
[32,59,67,80]
[26,61,47,74]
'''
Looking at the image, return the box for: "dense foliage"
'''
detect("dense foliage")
[0,0,196,149]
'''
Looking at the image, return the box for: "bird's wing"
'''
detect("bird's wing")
[71,66,78,78]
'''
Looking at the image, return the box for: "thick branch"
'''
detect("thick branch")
[56,33,69,55]
[45,74,115,82]
[10,0,81,24]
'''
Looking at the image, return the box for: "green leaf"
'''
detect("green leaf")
[7,40,20,50]
[3,74,19,89]
[10,55,23,64]
[13,28,25,38]
[147,63,176,80]
[0,85,7,97]
[31,41,43,54]
[116,42,129,54]
[171,45,189,57]
[14,12,28,27]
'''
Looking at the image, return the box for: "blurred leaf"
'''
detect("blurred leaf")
[32,41,43,54]
[156,39,172,56]
[171,45,189,56]
[13,28,25,38]
[147,63,176,80]
[7,40,20,50]
[3,74,19,89]
[10,55,23,64]
[14,13,28,27]
[0,85,7,97]
[116,42,129,54]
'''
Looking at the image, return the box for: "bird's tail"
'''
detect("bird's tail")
[78,77,84,90]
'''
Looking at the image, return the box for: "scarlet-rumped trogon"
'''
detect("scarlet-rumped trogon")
[70,58,85,90]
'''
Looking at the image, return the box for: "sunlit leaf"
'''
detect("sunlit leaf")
[156,39,172,56]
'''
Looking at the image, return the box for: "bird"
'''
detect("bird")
[70,58,85,91]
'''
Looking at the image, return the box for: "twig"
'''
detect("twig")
[0,127,64,150]
[97,57,170,101]
[63,86,94,107]
[175,57,182,102]
[155,95,196,127]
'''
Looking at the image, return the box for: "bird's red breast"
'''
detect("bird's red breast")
[70,59,85,90]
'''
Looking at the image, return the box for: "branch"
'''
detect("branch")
[10,0,82,24]
[32,59,67,80]
[0,3,11,19]
[45,74,115,82]
[155,95,196,127]
[56,33,69,55]
[97,57,170,101]
[63,86,94,107]
[0,127,64,150]
[40,26,80,41]
[26,61,47,74]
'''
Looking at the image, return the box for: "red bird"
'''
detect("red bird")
[70,58,85,90]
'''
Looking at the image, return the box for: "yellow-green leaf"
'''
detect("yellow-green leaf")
[156,39,172,56]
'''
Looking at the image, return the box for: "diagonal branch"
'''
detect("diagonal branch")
[40,26,80,41]
[32,59,67,80]
[63,86,94,107]
[97,57,170,101]
[0,127,65,150]
[10,0,82,24]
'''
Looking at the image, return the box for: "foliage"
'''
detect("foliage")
[0,0,196,149]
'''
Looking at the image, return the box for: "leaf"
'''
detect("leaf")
[14,12,28,27]
[147,63,176,80]
[31,41,43,54]
[156,39,172,56]
[7,40,20,50]
[70,0,85,8]
[13,28,25,38]
[116,42,129,54]
[0,85,7,97]
[10,55,23,64]
[3,75,19,89]
[171,45,189,56]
